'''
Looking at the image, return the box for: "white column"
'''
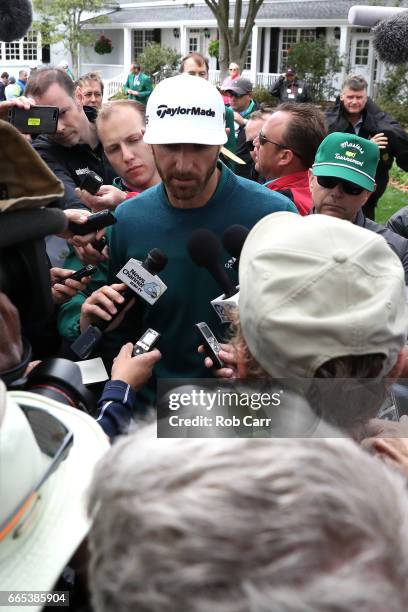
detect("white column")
[250,26,259,85]
[263,28,270,73]
[180,24,188,57]
[123,27,132,71]
[339,25,350,84]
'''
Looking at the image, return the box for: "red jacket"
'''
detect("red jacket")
[265,170,312,216]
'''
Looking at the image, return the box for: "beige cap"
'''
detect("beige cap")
[239,212,408,381]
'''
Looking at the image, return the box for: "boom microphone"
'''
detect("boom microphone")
[0,208,67,248]
[0,0,33,43]
[348,5,407,27]
[373,11,408,65]
[187,229,237,298]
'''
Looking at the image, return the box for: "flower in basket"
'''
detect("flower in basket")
[94,34,113,55]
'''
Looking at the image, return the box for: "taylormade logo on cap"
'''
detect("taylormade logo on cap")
[156,104,216,119]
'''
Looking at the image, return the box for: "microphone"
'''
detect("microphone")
[348,5,407,27]
[70,248,168,359]
[188,229,237,298]
[187,228,238,323]
[0,0,33,43]
[0,208,67,248]
[373,11,408,65]
[222,225,249,271]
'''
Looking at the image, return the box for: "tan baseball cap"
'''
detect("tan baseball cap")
[239,212,408,381]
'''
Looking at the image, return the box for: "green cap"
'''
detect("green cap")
[312,132,379,192]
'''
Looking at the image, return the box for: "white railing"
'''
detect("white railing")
[100,69,282,100]
[103,72,126,100]
[209,70,281,89]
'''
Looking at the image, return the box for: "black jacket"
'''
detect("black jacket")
[354,209,408,283]
[234,99,259,180]
[269,76,312,103]
[387,205,408,239]
[326,98,408,205]
[32,108,116,210]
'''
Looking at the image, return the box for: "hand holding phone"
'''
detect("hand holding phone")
[195,322,224,369]
[132,328,161,356]
[68,210,116,236]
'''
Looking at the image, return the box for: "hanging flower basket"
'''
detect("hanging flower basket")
[94,34,113,55]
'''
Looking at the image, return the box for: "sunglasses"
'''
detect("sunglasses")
[0,405,73,542]
[316,175,365,196]
[229,91,246,98]
[246,140,255,152]
[258,130,302,160]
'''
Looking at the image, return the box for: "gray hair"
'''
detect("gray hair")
[342,74,368,92]
[88,426,408,612]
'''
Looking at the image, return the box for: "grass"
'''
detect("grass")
[376,186,408,225]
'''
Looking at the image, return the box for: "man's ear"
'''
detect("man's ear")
[308,169,316,190]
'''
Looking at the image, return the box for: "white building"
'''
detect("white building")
[2,0,406,96]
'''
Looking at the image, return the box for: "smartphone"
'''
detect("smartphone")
[91,235,107,252]
[80,170,104,195]
[195,322,224,369]
[63,264,97,284]
[68,210,116,236]
[132,328,161,357]
[8,105,59,134]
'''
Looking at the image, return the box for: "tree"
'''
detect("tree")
[33,0,118,78]
[176,0,265,78]
[137,42,181,78]
[288,39,343,102]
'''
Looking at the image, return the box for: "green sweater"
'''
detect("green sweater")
[106,162,297,385]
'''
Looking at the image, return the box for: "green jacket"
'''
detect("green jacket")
[124,71,152,104]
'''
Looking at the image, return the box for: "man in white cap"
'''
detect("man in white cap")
[93,74,296,399]
[235,211,408,437]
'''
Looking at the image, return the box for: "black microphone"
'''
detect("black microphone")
[0,0,33,43]
[70,248,168,359]
[373,11,408,65]
[222,225,249,271]
[0,208,67,248]
[187,228,237,298]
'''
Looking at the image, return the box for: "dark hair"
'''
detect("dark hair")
[1,72,8,79]
[25,67,75,99]
[276,102,328,168]
[179,52,209,74]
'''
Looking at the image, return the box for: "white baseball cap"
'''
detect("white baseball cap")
[0,382,109,605]
[239,212,408,381]
[144,74,227,145]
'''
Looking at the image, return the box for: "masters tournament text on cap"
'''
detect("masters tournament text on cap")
[144,74,227,145]
[312,132,379,192]
[239,212,408,381]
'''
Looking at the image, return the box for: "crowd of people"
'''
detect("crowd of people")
[2,54,408,611]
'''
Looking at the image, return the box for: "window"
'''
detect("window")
[23,31,38,61]
[1,30,39,62]
[5,42,20,61]
[244,38,252,70]
[133,30,155,60]
[280,28,317,68]
[189,37,198,52]
[355,39,369,65]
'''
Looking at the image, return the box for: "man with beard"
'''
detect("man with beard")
[87,75,296,397]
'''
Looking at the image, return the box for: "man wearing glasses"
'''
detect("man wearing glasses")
[224,77,258,179]
[254,103,327,215]
[310,132,408,282]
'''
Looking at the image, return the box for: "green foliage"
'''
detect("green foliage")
[94,34,113,55]
[208,39,219,59]
[288,39,343,102]
[376,186,408,225]
[251,87,277,107]
[375,64,408,128]
[33,0,117,76]
[137,42,181,77]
